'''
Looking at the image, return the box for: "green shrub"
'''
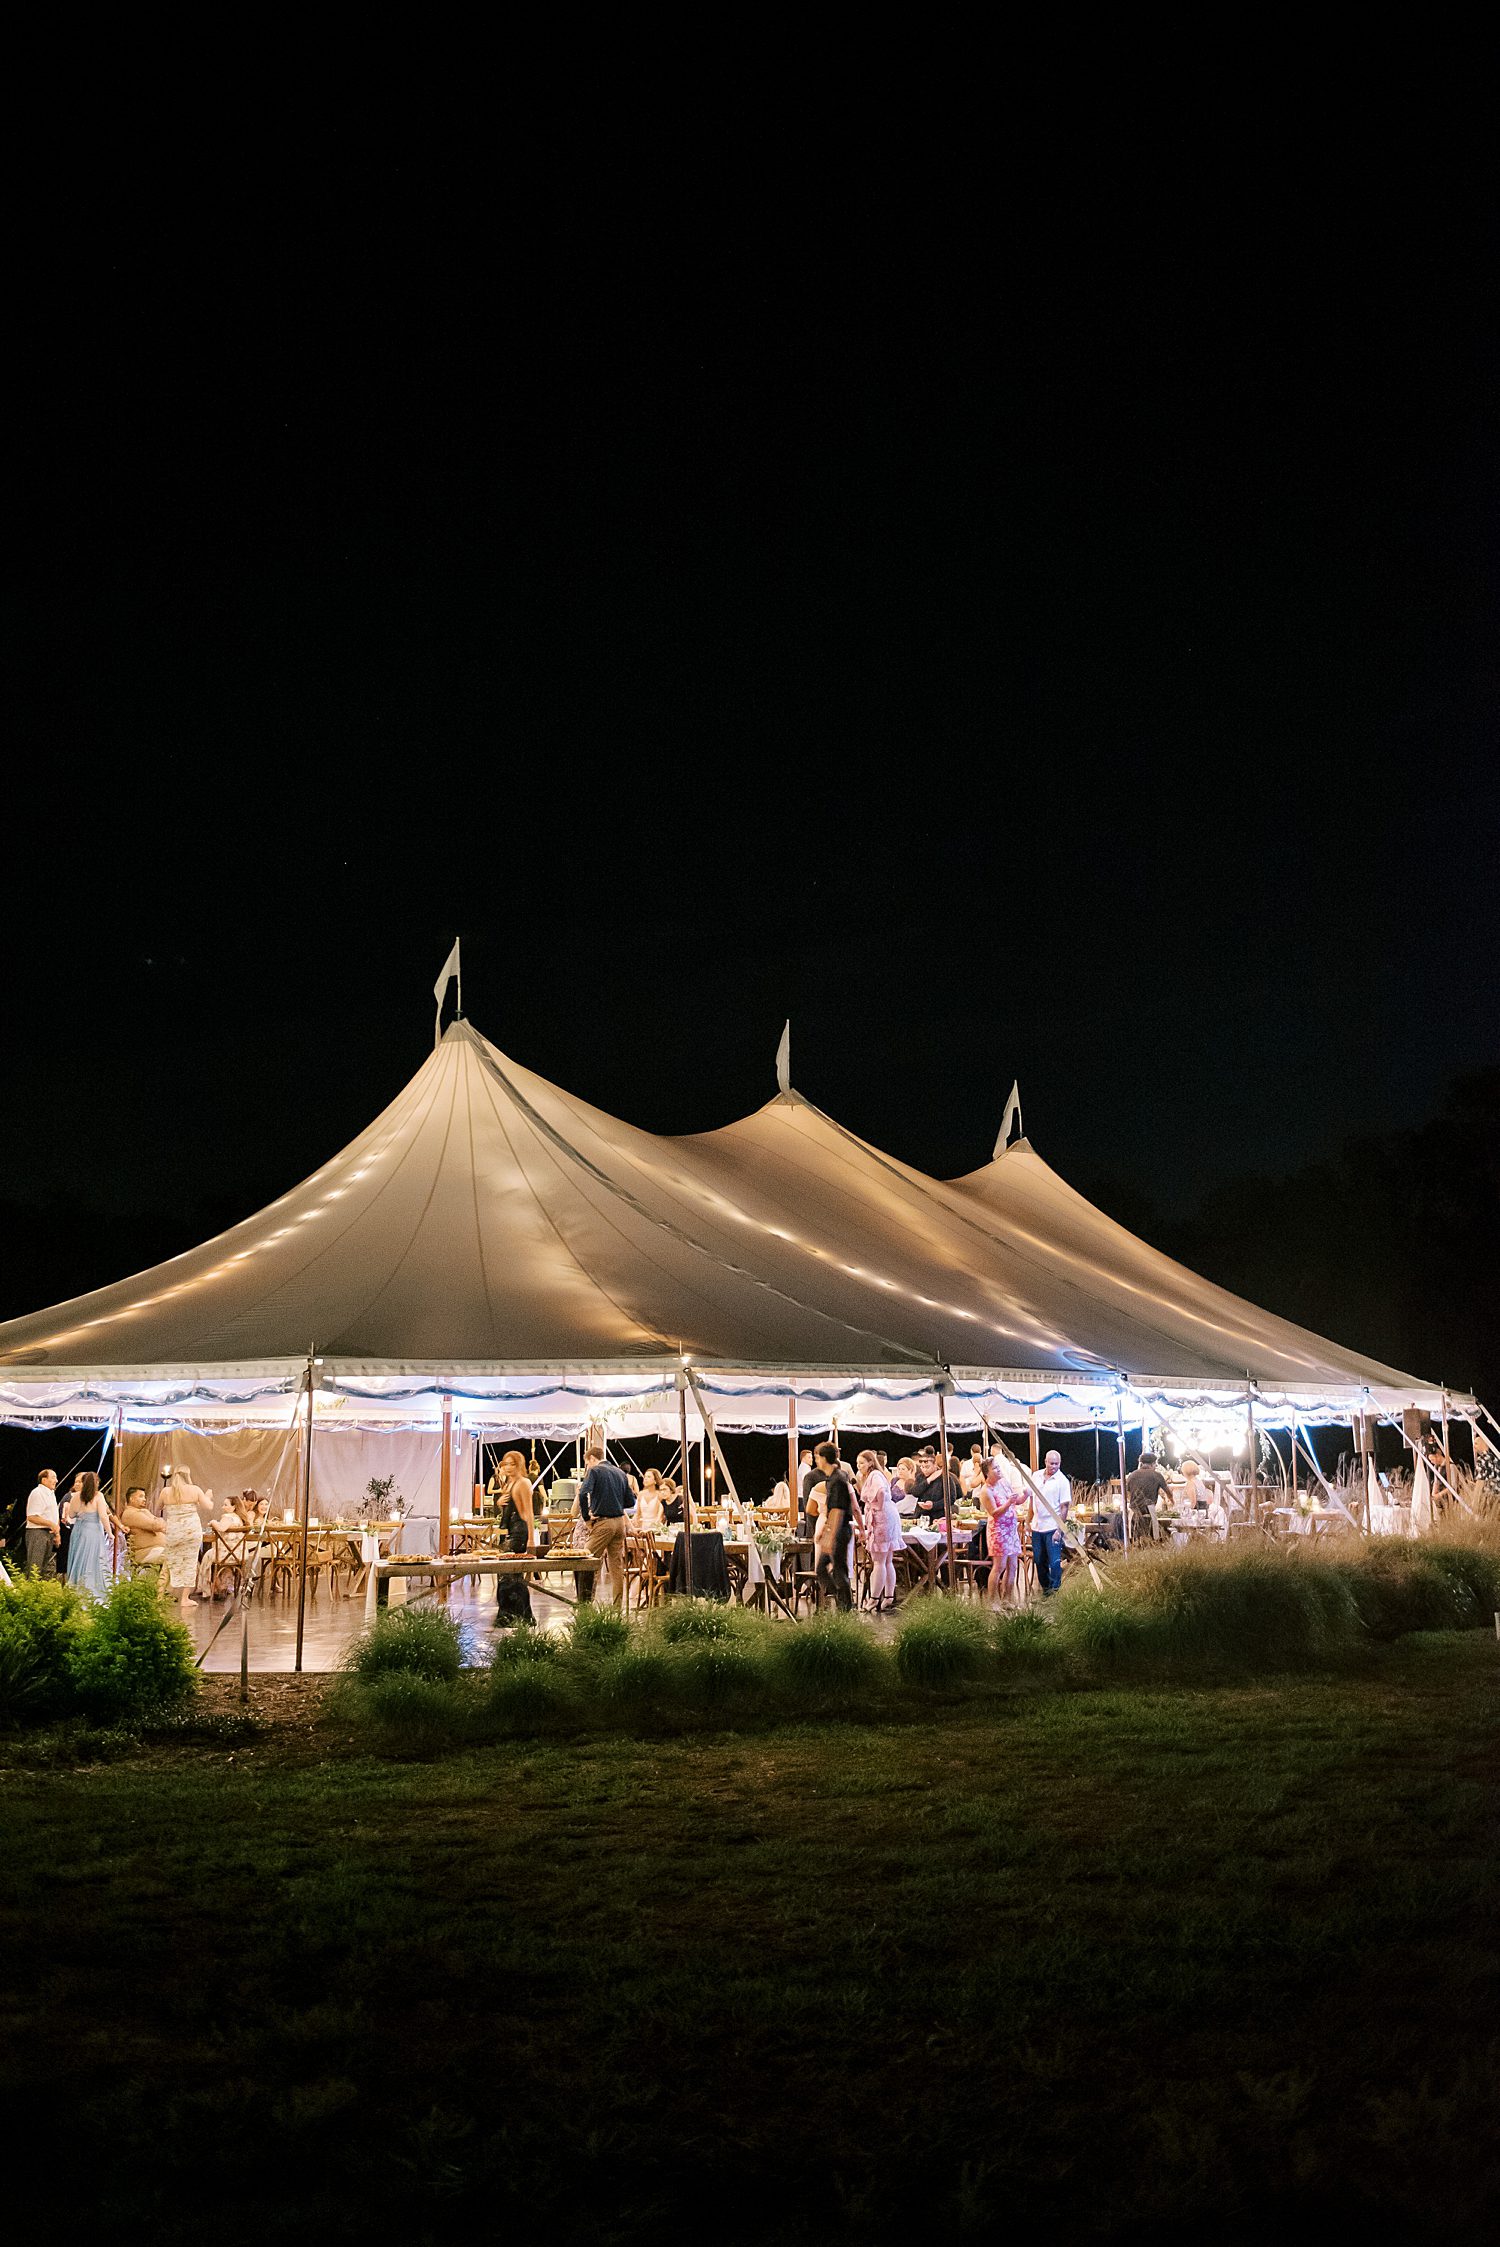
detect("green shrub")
[355,1672,469,1758]
[487,1661,576,1735]
[569,1603,631,1660]
[0,1574,87,1724]
[347,1605,464,1684]
[770,1613,885,1698]
[894,1601,991,1687]
[67,1577,198,1720]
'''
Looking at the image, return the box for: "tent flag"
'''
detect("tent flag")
[775,1019,791,1096]
[994,1080,1022,1160]
[433,939,461,1046]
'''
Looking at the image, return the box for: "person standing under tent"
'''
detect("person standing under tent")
[159,1466,212,1615]
[64,1471,112,1600]
[1125,1452,1170,1543]
[857,1449,900,1614]
[813,1441,856,1611]
[634,1470,667,1534]
[1030,1449,1071,1597]
[981,1455,1023,1610]
[24,1468,61,1577]
[578,1444,635,1607]
[491,1450,537,1629]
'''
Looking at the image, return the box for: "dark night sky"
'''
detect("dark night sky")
[6,122,1496,1306]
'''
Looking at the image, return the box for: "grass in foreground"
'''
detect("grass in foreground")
[0,1637,1497,2245]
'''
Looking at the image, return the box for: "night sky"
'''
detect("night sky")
[7,135,1496,1320]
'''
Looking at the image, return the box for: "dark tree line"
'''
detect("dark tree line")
[1089,1067,1500,1413]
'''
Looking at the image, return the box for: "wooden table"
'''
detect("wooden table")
[368,1550,600,1616]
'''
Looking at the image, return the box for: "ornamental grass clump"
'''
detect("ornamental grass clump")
[1339,1539,1483,1639]
[666,1636,766,1712]
[894,1599,992,1687]
[591,1642,678,1717]
[347,1604,464,1684]
[1051,1542,1361,1673]
[656,1598,763,1647]
[768,1612,885,1700]
[356,1671,470,1759]
[488,1623,566,1669]
[486,1658,577,1735]
[67,1577,198,1721]
[568,1603,632,1660]
[991,1606,1062,1668]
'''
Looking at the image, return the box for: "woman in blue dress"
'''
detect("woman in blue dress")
[64,1470,113,1600]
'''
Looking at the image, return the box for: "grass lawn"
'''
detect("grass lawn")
[3,1637,1498,2245]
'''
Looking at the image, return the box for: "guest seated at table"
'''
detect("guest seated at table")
[634,1470,667,1534]
[660,1477,685,1526]
[890,1459,918,1514]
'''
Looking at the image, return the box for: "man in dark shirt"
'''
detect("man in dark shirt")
[912,1447,957,1525]
[1124,1452,1169,1542]
[578,1445,635,1606]
[813,1440,855,1611]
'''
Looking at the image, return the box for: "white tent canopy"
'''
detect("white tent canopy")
[0,1018,1465,1437]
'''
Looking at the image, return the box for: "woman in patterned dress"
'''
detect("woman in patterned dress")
[159,1467,211,1615]
[981,1454,1023,1609]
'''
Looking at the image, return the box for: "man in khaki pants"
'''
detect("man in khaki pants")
[578,1444,635,1606]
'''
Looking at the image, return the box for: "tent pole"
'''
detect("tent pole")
[677,1367,695,1596]
[1028,1403,1039,1474]
[439,1395,453,1563]
[1246,1387,1258,1530]
[111,1406,124,1582]
[1116,1396,1130,1550]
[787,1394,798,1524]
[1441,1387,1452,1480]
[293,1351,316,1675]
[936,1376,957,1596]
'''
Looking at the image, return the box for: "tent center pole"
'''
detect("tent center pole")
[293,1351,316,1675]
[677,1368,694,1596]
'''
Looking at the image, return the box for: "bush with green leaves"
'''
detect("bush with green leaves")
[992,1607,1060,1667]
[769,1613,885,1698]
[894,1600,992,1687]
[0,1574,87,1724]
[67,1577,198,1720]
[347,1604,464,1684]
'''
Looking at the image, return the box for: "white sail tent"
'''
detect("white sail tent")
[0,1017,1470,1459]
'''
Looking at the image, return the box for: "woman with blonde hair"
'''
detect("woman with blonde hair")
[492,1448,535,1628]
[981,1454,1023,1609]
[159,1466,212,1616]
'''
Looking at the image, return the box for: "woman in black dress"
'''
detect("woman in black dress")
[491,1449,535,1629]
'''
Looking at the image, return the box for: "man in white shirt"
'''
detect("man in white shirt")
[25,1468,61,1578]
[1030,1449,1071,1598]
